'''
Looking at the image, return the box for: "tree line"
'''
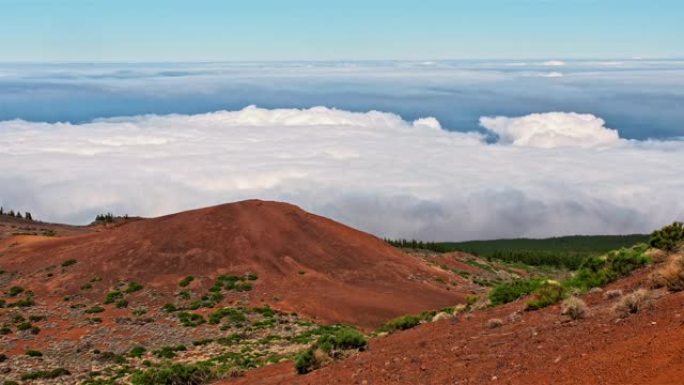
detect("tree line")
[0,207,34,221]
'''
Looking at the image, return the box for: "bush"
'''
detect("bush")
[295,327,367,374]
[61,259,77,267]
[294,348,318,374]
[162,303,177,312]
[604,289,623,299]
[651,255,684,292]
[177,312,205,327]
[130,362,217,385]
[525,281,565,310]
[179,276,194,287]
[21,368,70,380]
[130,345,146,358]
[650,222,684,252]
[25,349,43,357]
[378,314,422,333]
[489,278,544,305]
[85,306,105,314]
[125,282,144,293]
[566,245,650,291]
[486,318,503,328]
[614,289,653,317]
[7,286,24,297]
[104,290,123,304]
[116,299,129,308]
[153,345,186,359]
[561,296,588,320]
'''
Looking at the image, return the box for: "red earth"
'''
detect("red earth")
[0,199,468,329]
[221,265,684,385]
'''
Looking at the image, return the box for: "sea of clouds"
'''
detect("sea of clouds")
[1,105,682,241]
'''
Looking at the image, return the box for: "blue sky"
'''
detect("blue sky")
[0,0,682,61]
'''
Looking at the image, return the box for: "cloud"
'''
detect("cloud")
[542,60,566,66]
[479,112,621,148]
[1,106,683,241]
[541,71,564,78]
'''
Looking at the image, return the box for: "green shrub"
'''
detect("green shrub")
[177,312,205,327]
[21,368,70,380]
[179,276,195,287]
[246,273,258,281]
[525,281,565,310]
[25,349,43,357]
[130,345,146,358]
[0,326,11,335]
[85,306,105,314]
[566,245,650,291]
[81,283,93,290]
[162,303,177,312]
[130,362,216,385]
[125,282,144,293]
[116,299,129,308]
[153,345,186,359]
[7,286,24,297]
[104,290,123,304]
[4,380,20,385]
[650,222,684,252]
[295,326,367,374]
[208,307,246,325]
[379,314,423,333]
[294,348,318,374]
[489,278,544,305]
[16,321,33,331]
[61,259,77,267]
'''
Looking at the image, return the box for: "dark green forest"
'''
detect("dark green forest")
[386,234,649,269]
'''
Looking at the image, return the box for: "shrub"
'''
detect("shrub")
[61,259,77,267]
[614,289,653,317]
[561,297,588,320]
[294,348,318,374]
[116,299,129,308]
[486,318,503,328]
[566,245,650,291]
[179,276,194,287]
[489,278,544,305]
[295,327,367,374]
[85,306,105,314]
[16,321,33,331]
[162,303,177,312]
[177,312,205,327]
[650,222,684,252]
[125,282,144,293]
[130,362,216,385]
[378,314,422,333]
[604,289,623,299]
[650,255,684,292]
[208,307,246,325]
[104,290,123,304]
[7,286,24,297]
[153,345,187,359]
[25,349,43,357]
[21,368,70,380]
[130,346,146,358]
[0,326,11,335]
[525,281,565,310]
[4,380,20,385]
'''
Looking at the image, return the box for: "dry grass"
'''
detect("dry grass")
[614,289,653,318]
[561,296,588,320]
[603,289,623,300]
[650,254,684,292]
[486,318,503,329]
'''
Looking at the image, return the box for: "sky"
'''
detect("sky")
[0,2,682,241]
[0,0,683,62]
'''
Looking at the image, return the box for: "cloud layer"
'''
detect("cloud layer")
[1,106,683,241]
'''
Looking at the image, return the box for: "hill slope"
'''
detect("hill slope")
[1,199,466,328]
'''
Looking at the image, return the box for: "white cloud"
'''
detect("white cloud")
[1,106,682,241]
[479,112,621,148]
[543,60,566,66]
[541,71,564,78]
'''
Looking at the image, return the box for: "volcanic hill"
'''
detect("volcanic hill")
[1,200,468,328]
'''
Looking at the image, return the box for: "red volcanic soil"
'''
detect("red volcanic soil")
[223,267,684,385]
[0,200,466,328]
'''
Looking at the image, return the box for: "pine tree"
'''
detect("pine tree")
[16,211,22,219]
[0,206,4,215]
[25,212,33,221]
